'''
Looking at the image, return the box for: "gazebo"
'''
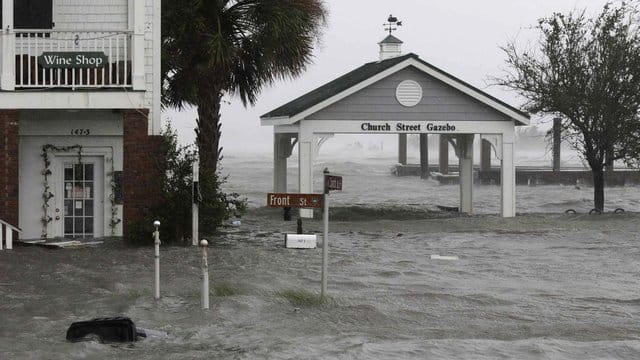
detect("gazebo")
[261,34,529,218]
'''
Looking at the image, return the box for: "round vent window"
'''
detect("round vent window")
[395,80,423,107]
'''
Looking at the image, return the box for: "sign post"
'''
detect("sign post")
[321,170,330,301]
[267,171,341,302]
[192,161,200,246]
[321,169,342,302]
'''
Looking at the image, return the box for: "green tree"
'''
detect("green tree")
[162,0,327,174]
[496,3,640,211]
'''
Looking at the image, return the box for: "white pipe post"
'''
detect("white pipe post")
[6,226,12,250]
[153,220,161,300]
[321,169,329,301]
[201,239,210,309]
[192,161,199,246]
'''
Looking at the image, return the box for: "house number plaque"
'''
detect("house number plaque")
[70,129,91,136]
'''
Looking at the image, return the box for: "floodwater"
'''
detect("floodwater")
[2,153,640,359]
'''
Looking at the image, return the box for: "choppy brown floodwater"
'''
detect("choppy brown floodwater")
[2,155,640,359]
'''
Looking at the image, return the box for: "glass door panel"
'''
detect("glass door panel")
[63,162,95,238]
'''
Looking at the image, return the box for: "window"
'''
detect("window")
[0,0,53,29]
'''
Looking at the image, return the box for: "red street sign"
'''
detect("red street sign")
[267,193,323,209]
[325,175,342,191]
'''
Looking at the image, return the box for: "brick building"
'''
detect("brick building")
[0,0,163,240]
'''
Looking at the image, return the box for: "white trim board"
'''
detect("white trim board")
[0,91,146,109]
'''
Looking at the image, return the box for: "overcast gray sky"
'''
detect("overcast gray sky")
[163,0,614,156]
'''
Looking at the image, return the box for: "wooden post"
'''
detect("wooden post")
[480,139,491,172]
[398,134,407,165]
[553,118,561,172]
[459,135,474,214]
[439,135,449,174]
[419,134,429,179]
[606,148,614,173]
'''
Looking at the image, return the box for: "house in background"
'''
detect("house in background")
[0,0,163,241]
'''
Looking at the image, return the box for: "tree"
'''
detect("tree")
[496,2,640,211]
[127,124,246,245]
[162,0,327,174]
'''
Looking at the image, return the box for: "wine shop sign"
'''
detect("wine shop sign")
[38,52,108,69]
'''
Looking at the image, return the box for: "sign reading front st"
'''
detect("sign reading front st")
[267,193,323,209]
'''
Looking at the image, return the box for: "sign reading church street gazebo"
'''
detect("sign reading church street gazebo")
[38,52,108,69]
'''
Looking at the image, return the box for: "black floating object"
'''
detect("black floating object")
[589,208,602,215]
[614,208,625,214]
[564,209,577,214]
[66,317,144,343]
[436,205,459,212]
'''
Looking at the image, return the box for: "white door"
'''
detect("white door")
[53,156,104,238]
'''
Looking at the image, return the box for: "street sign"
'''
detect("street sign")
[325,175,343,191]
[267,193,323,209]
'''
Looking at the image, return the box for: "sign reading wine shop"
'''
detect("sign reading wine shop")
[38,52,108,69]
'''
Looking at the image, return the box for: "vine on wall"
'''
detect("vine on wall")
[106,156,121,236]
[41,145,82,239]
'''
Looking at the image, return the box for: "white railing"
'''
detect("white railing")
[0,219,21,250]
[14,30,132,89]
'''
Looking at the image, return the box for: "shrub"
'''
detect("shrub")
[126,124,246,245]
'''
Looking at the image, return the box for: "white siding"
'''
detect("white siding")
[54,0,158,133]
[54,0,129,31]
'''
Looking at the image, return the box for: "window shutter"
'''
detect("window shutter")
[15,0,53,29]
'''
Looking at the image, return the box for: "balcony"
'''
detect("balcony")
[0,1,149,110]
[13,30,133,89]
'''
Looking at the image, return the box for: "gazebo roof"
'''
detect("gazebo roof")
[261,53,529,125]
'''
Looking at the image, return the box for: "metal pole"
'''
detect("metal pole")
[201,239,209,309]
[192,161,199,246]
[321,169,329,301]
[153,220,161,300]
[321,192,329,301]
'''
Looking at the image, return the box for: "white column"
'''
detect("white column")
[151,0,162,134]
[501,138,516,217]
[1,0,15,90]
[273,134,289,193]
[459,134,474,214]
[298,138,314,218]
[131,0,146,90]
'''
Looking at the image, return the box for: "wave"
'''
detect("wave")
[251,204,465,221]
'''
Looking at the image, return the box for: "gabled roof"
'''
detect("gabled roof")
[379,34,403,44]
[261,53,530,125]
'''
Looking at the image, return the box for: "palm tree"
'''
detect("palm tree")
[162,0,327,174]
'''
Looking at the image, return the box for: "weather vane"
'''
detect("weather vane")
[383,14,402,34]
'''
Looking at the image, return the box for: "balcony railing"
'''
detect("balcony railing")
[14,30,132,89]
